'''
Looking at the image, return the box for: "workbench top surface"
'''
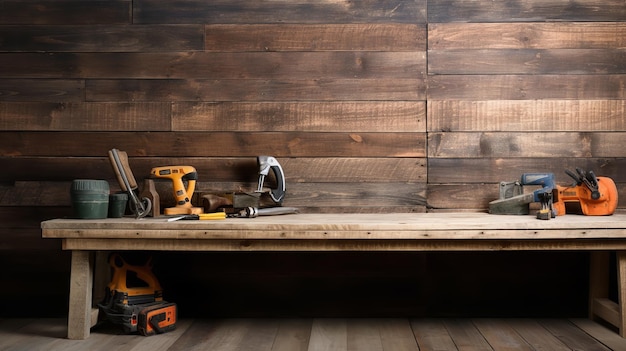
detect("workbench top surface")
[42,212,626,241]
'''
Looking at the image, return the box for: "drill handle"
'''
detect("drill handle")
[520,173,555,202]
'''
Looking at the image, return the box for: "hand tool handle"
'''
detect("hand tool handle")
[256,156,286,204]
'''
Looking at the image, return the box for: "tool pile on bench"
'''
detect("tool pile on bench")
[107,149,297,220]
[489,168,618,220]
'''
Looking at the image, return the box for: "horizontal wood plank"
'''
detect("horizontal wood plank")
[0,52,426,79]
[427,75,626,100]
[428,158,626,183]
[0,102,170,131]
[206,24,426,51]
[428,132,626,158]
[428,0,626,22]
[0,132,426,157]
[0,157,426,183]
[1,180,427,209]
[427,100,626,131]
[427,184,497,210]
[0,80,84,102]
[428,49,626,75]
[86,78,426,101]
[429,23,626,49]
[173,102,425,132]
[42,213,626,237]
[59,235,626,252]
[0,1,131,25]
[134,0,428,24]
[0,25,203,52]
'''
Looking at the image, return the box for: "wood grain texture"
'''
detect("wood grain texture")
[206,24,426,52]
[0,102,170,131]
[427,100,626,131]
[0,157,426,183]
[427,75,626,100]
[0,180,427,209]
[472,319,534,351]
[427,158,626,183]
[429,23,626,50]
[134,0,428,24]
[506,319,570,351]
[428,49,626,75]
[411,319,458,351]
[428,0,626,22]
[86,78,426,102]
[0,132,426,157]
[0,80,84,102]
[0,25,204,52]
[538,319,612,351]
[172,102,425,132]
[0,52,426,79]
[0,1,131,25]
[428,132,626,158]
[4,318,626,351]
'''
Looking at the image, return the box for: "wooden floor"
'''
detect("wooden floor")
[2,317,626,351]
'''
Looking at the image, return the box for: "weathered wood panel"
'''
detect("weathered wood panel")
[0,1,131,25]
[429,49,626,75]
[0,25,204,52]
[429,132,626,158]
[86,78,426,102]
[429,23,626,50]
[173,102,425,132]
[428,158,626,184]
[0,52,426,79]
[428,0,626,22]
[206,24,426,51]
[427,100,626,132]
[0,158,427,183]
[134,0,428,24]
[0,132,426,157]
[0,79,84,103]
[427,75,626,100]
[0,102,170,131]
[0,181,428,212]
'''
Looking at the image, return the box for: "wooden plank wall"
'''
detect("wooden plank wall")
[427,1,626,210]
[0,0,623,317]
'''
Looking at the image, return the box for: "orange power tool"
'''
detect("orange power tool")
[98,254,177,336]
[553,168,618,216]
[150,165,203,215]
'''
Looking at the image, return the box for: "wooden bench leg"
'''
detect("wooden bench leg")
[589,252,610,321]
[67,250,94,340]
[589,251,626,337]
[618,251,626,336]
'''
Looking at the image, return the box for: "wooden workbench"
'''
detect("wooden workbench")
[42,212,626,339]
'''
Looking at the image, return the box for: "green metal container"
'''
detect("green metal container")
[71,179,110,219]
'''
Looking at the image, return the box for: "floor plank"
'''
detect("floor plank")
[167,319,251,351]
[505,318,571,351]
[346,319,383,351]
[379,318,420,351]
[473,318,534,351]
[271,318,312,351]
[570,318,626,351]
[411,318,459,351]
[540,319,612,351]
[308,318,348,351]
[2,317,626,351]
[443,319,494,351]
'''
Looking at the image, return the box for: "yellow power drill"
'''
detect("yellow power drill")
[150,165,203,215]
